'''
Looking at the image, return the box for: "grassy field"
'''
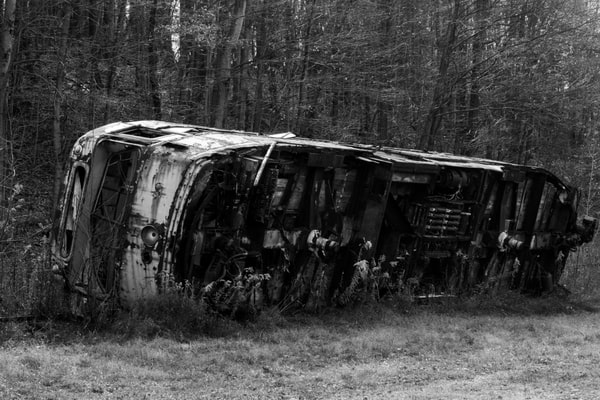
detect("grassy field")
[0,295,599,400]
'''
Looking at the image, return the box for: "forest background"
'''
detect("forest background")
[1,0,600,316]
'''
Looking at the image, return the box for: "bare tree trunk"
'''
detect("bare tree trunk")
[251,0,267,132]
[104,0,127,123]
[233,18,250,130]
[53,3,72,206]
[234,44,248,130]
[363,95,371,134]
[457,0,488,156]
[418,0,461,151]
[87,0,101,128]
[148,0,162,119]
[0,0,16,208]
[295,0,316,134]
[212,0,247,128]
[200,46,211,124]
[377,100,390,144]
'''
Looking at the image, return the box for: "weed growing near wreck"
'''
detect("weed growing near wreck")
[107,270,408,340]
[562,236,600,299]
[110,282,243,338]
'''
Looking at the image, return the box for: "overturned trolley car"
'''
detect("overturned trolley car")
[52,121,596,309]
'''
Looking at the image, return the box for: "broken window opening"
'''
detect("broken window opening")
[89,146,139,294]
[59,163,88,259]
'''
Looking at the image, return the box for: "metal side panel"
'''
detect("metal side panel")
[119,149,191,305]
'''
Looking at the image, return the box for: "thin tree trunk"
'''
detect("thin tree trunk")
[87,0,101,128]
[0,0,17,208]
[251,0,267,132]
[233,18,250,130]
[104,0,127,123]
[148,0,162,119]
[53,3,72,206]
[462,0,488,155]
[295,0,316,134]
[204,47,213,124]
[212,0,247,128]
[418,0,461,151]
[88,0,104,90]
[363,95,371,134]
[234,44,248,130]
[377,100,390,144]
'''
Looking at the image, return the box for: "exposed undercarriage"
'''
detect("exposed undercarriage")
[169,147,595,313]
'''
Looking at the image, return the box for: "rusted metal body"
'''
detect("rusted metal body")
[51,121,596,310]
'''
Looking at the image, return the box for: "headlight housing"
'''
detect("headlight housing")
[141,225,160,247]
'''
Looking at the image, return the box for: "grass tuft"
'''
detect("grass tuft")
[109,291,242,339]
[441,291,598,316]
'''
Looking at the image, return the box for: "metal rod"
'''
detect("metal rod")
[253,142,277,187]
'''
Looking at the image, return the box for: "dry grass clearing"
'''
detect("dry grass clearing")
[1,295,599,400]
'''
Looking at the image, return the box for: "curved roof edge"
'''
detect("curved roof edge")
[81,120,567,187]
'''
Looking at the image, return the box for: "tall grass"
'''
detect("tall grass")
[108,287,247,339]
[561,235,600,300]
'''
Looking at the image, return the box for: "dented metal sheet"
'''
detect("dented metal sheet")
[51,121,597,313]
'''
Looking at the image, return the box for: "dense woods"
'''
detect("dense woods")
[1,0,600,313]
